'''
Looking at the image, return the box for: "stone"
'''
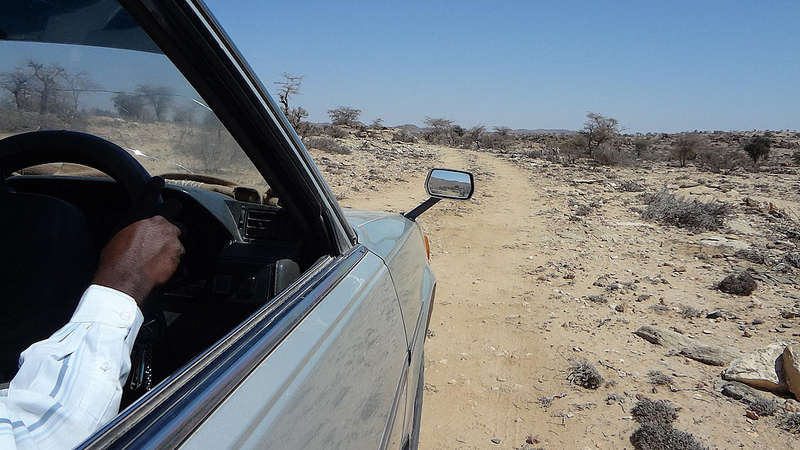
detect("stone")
[722,344,789,393]
[633,325,738,366]
[783,345,800,400]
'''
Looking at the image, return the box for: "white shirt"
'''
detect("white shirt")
[0,285,143,449]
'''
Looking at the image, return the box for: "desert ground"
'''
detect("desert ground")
[309,130,800,449]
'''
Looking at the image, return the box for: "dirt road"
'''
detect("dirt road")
[337,144,800,449]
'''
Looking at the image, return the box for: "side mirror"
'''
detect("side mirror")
[404,168,475,221]
[426,168,474,200]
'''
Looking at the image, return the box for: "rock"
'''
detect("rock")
[722,344,789,393]
[699,236,750,251]
[727,219,762,236]
[633,325,738,366]
[491,438,501,444]
[746,410,760,420]
[783,345,800,400]
[721,381,762,403]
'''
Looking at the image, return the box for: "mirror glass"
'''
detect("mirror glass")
[426,169,474,200]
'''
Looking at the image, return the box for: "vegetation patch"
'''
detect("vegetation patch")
[640,189,729,231]
[717,271,757,296]
[630,398,707,450]
[567,359,604,389]
[303,136,351,155]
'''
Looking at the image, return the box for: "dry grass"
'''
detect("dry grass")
[640,189,729,231]
[567,359,604,389]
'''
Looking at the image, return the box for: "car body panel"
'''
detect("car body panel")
[180,250,407,449]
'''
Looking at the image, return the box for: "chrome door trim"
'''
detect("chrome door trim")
[82,246,367,449]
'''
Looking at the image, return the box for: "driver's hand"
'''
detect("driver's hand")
[93,216,184,305]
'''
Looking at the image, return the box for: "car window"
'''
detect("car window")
[0,5,267,196]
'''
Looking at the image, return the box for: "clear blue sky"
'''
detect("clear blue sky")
[204,1,799,133]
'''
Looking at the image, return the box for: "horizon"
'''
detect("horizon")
[204,1,799,134]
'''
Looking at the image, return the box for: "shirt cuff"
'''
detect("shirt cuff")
[70,284,144,329]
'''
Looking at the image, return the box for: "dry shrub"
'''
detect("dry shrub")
[567,359,604,389]
[717,271,757,296]
[679,307,702,319]
[303,136,351,155]
[592,144,631,166]
[640,189,729,231]
[647,370,673,386]
[781,414,800,433]
[694,148,750,173]
[631,398,678,425]
[618,180,645,192]
[783,253,800,269]
[630,398,707,450]
[748,396,776,416]
[630,422,707,450]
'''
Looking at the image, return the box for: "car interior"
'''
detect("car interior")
[0,1,329,402]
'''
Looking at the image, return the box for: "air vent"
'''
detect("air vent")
[244,208,287,240]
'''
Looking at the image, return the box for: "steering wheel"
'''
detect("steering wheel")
[0,130,151,202]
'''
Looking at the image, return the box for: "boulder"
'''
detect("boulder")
[722,344,789,393]
[783,345,800,400]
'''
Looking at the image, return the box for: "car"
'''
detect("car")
[0,0,474,448]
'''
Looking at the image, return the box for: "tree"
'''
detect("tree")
[743,135,771,163]
[2,68,31,111]
[370,118,384,129]
[28,61,65,114]
[423,116,455,145]
[287,106,309,129]
[580,112,620,155]
[135,85,174,121]
[672,133,706,167]
[465,125,486,149]
[327,106,361,126]
[492,126,512,151]
[112,92,145,119]
[273,72,304,118]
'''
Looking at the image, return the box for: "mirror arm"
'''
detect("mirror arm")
[404,197,441,221]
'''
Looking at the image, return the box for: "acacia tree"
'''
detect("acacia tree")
[273,72,303,116]
[423,116,456,146]
[580,112,620,155]
[743,135,771,163]
[672,133,706,167]
[465,125,486,149]
[327,106,361,126]
[136,85,174,121]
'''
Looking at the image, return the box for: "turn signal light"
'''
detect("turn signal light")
[424,235,431,261]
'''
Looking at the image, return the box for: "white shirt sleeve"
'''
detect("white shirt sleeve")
[0,285,143,450]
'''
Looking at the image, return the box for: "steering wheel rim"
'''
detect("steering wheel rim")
[0,130,151,203]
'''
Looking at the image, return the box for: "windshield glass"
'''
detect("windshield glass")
[0,1,266,193]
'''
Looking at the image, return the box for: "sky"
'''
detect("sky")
[203,1,800,134]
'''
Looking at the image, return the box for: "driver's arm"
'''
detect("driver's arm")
[0,216,183,449]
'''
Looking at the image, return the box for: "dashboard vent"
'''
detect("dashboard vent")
[244,209,287,240]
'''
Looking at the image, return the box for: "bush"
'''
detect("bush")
[694,148,750,173]
[302,136,351,155]
[567,359,604,389]
[781,414,800,433]
[640,189,729,231]
[630,398,707,450]
[323,125,347,138]
[647,370,673,386]
[717,271,757,296]
[631,398,678,425]
[747,396,776,416]
[630,422,707,450]
[592,143,630,166]
[618,180,645,192]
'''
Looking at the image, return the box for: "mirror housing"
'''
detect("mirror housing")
[404,168,475,221]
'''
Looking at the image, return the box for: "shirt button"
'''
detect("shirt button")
[119,311,132,322]
[100,362,111,372]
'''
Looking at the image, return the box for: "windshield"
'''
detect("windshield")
[0,0,266,192]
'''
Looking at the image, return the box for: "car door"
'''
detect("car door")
[178,247,408,449]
